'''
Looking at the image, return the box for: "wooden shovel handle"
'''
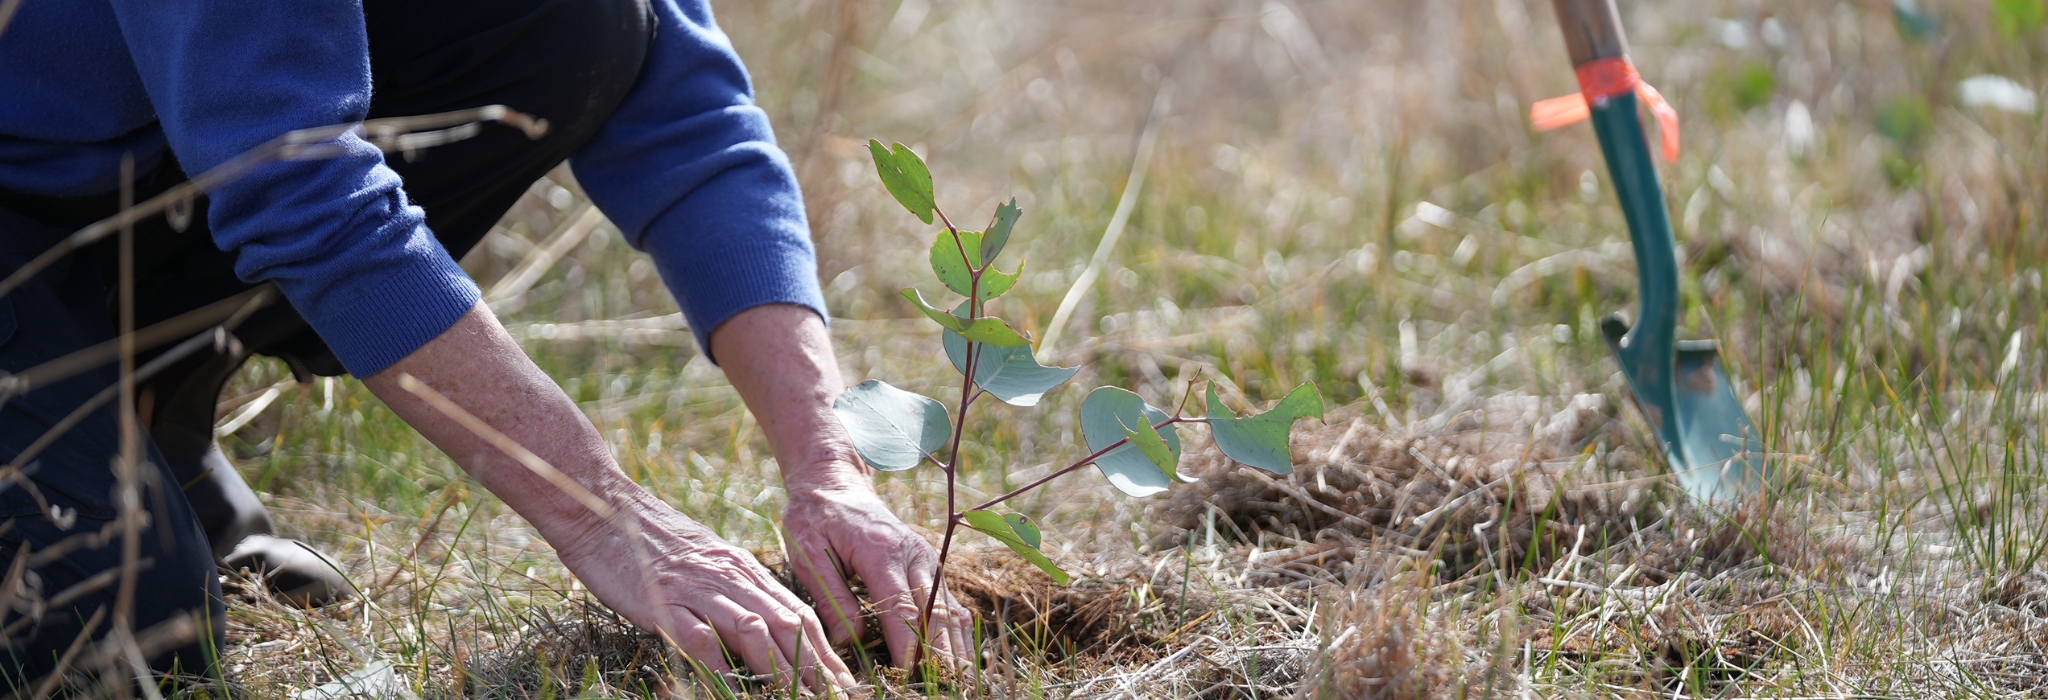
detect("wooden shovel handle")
[1551,0,1629,65]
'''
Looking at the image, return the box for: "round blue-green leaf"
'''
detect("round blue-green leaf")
[832,379,950,471]
[1206,381,1324,475]
[1079,387,1184,497]
[943,318,1079,407]
[1118,414,1180,480]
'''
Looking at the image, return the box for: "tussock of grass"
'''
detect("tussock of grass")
[1298,568,1468,700]
[948,548,1190,664]
[458,601,677,699]
[1154,399,1637,585]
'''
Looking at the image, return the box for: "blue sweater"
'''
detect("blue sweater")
[0,0,825,375]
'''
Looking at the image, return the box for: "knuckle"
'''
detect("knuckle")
[683,624,721,647]
[731,612,771,636]
[747,562,785,582]
[887,596,923,619]
[895,530,932,551]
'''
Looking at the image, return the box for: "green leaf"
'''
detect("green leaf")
[962,510,1067,584]
[930,229,1021,301]
[831,379,951,471]
[1002,513,1041,549]
[982,198,1022,265]
[868,139,936,224]
[930,229,982,295]
[943,310,1078,406]
[1728,61,1774,113]
[1205,382,1324,475]
[978,260,1021,301]
[901,288,1031,346]
[578,660,603,699]
[1119,414,1181,481]
[1079,387,1185,497]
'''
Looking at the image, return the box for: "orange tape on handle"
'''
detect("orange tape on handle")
[1529,56,1679,161]
[1634,80,1680,162]
[1530,94,1591,130]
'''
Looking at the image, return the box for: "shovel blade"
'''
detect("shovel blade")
[1601,317,1769,502]
[1671,340,1768,501]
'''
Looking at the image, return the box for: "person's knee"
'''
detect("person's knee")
[355,0,653,253]
[0,205,225,685]
[363,0,651,127]
[457,0,653,133]
[0,508,223,685]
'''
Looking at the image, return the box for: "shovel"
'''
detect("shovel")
[1546,0,1769,502]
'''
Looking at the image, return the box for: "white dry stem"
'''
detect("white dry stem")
[485,204,607,313]
[1488,242,1632,308]
[215,378,296,439]
[508,313,691,346]
[1038,80,1171,362]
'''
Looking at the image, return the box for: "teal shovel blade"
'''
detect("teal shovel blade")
[1602,317,1769,502]
[1588,91,1772,504]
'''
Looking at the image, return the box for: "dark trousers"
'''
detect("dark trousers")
[0,0,650,685]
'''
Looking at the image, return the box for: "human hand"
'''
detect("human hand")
[553,490,857,692]
[783,475,976,669]
[703,304,974,667]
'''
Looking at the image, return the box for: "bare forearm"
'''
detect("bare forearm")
[710,303,868,492]
[363,303,644,543]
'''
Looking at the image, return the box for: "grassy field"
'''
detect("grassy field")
[205,0,2048,697]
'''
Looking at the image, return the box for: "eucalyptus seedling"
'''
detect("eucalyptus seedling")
[834,140,1324,666]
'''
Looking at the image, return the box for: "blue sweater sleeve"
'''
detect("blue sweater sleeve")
[107,0,479,377]
[570,0,826,362]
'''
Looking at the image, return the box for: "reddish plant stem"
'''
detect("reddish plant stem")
[917,205,983,670]
[1172,372,1203,416]
[967,416,1192,513]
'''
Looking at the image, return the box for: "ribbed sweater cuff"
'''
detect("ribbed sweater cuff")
[646,233,827,364]
[295,241,481,377]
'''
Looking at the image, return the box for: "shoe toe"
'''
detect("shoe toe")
[222,534,357,608]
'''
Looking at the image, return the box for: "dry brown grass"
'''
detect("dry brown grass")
[1297,568,1472,700]
[1153,397,1637,585]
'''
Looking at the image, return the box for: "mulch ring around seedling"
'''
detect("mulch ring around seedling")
[1149,398,1652,586]
[946,548,1212,665]
[754,543,1197,671]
